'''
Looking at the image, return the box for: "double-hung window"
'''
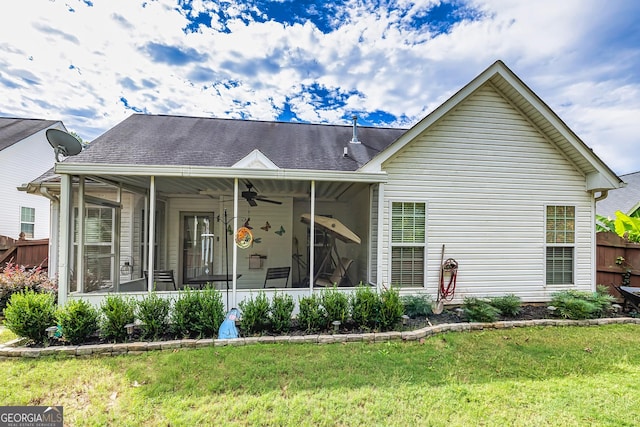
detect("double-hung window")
[545,205,575,285]
[391,202,426,287]
[20,207,35,238]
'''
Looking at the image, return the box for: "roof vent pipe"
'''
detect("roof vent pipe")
[350,115,360,144]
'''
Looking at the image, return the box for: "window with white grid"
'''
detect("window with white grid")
[391,202,426,287]
[20,207,35,238]
[545,205,575,285]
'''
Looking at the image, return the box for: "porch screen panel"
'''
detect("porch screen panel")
[391,202,426,288]
[74,206,115,292]
[370,185,379,284]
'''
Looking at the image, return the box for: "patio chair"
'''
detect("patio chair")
[315,257,353,287]
[263,266,291,288]
[144,270,177,291]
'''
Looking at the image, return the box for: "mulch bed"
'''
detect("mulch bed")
[17,304,633,348]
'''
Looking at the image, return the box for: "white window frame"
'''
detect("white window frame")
[20,206,35,238]
[544,204,576,286]
[388,200,427,288]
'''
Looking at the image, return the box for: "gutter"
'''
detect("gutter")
[18,183,59,202]
[594,190,609,202]
[39,186,59,202]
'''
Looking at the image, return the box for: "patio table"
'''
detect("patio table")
[186,274,242,290]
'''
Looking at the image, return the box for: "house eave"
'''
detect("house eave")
[54,163,388,183]
[586,171,627,192]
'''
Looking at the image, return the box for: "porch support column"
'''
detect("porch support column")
[142,194,149,284]
[376,183,385,291]
[232,178,239,307]
[77,177,85,293]
[114,186,122,291]
[147,176,156,292]
[309,180,315,294]
[57,174,72,305]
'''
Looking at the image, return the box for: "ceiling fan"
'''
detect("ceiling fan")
[241,181,282,206]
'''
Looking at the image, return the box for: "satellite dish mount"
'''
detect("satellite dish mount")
[45,129,82,162]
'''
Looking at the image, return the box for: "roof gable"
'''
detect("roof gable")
[360,60,623,191]
[0,118,62,151]
[232,149,279,169]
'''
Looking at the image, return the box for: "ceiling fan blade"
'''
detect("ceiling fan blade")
[247,198,258,207]
[255,196,282,205]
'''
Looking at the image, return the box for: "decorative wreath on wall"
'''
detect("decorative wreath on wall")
[235,226,254,249]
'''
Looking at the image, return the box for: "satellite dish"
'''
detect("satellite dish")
[46,129,82,162]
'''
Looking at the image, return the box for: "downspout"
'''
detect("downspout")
[591,189,609,292]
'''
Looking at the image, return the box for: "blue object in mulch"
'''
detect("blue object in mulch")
[218,308,240,339]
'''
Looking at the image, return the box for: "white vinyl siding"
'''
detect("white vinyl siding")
[545,205,575,285]
[0,127,56,239]
[380,84,594,302]
[390,202,426,287]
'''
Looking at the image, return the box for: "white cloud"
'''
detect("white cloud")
[1,0,638,174]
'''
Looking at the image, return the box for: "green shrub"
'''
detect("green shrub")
[137,292,171,340]
[56,299,99,345]
[297,294,326,333]
[171,287,225,339]
[100,294,136,342]
[0,263,57,311]
[463,297,501,323]
[238,291,270,336]
[2,289,56,345]
[269,290,295,333]
[490,294,522,317]
[321,287,350,327]
[350,285,380,331]
[378,287,404,331]
[196,285,226,338]
[551,288,615,320]
[171,288,202,338]
[401,294,433,318]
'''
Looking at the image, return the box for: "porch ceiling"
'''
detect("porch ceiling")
[87,174,370,202]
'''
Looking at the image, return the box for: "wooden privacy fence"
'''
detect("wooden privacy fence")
[0,237,49,271]
[596,232,640,298]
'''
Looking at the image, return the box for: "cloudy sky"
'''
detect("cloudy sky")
[2,0,639,174]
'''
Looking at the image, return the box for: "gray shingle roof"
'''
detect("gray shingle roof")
[596,171,640,218]
[67,114,406,171]
[0,118,60,151]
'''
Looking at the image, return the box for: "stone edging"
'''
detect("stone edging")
[1,317,639,359]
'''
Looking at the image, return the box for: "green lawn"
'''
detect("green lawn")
[0,327,17,344]
[1,324,639,426]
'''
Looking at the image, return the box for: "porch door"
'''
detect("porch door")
[181,213,216,283]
